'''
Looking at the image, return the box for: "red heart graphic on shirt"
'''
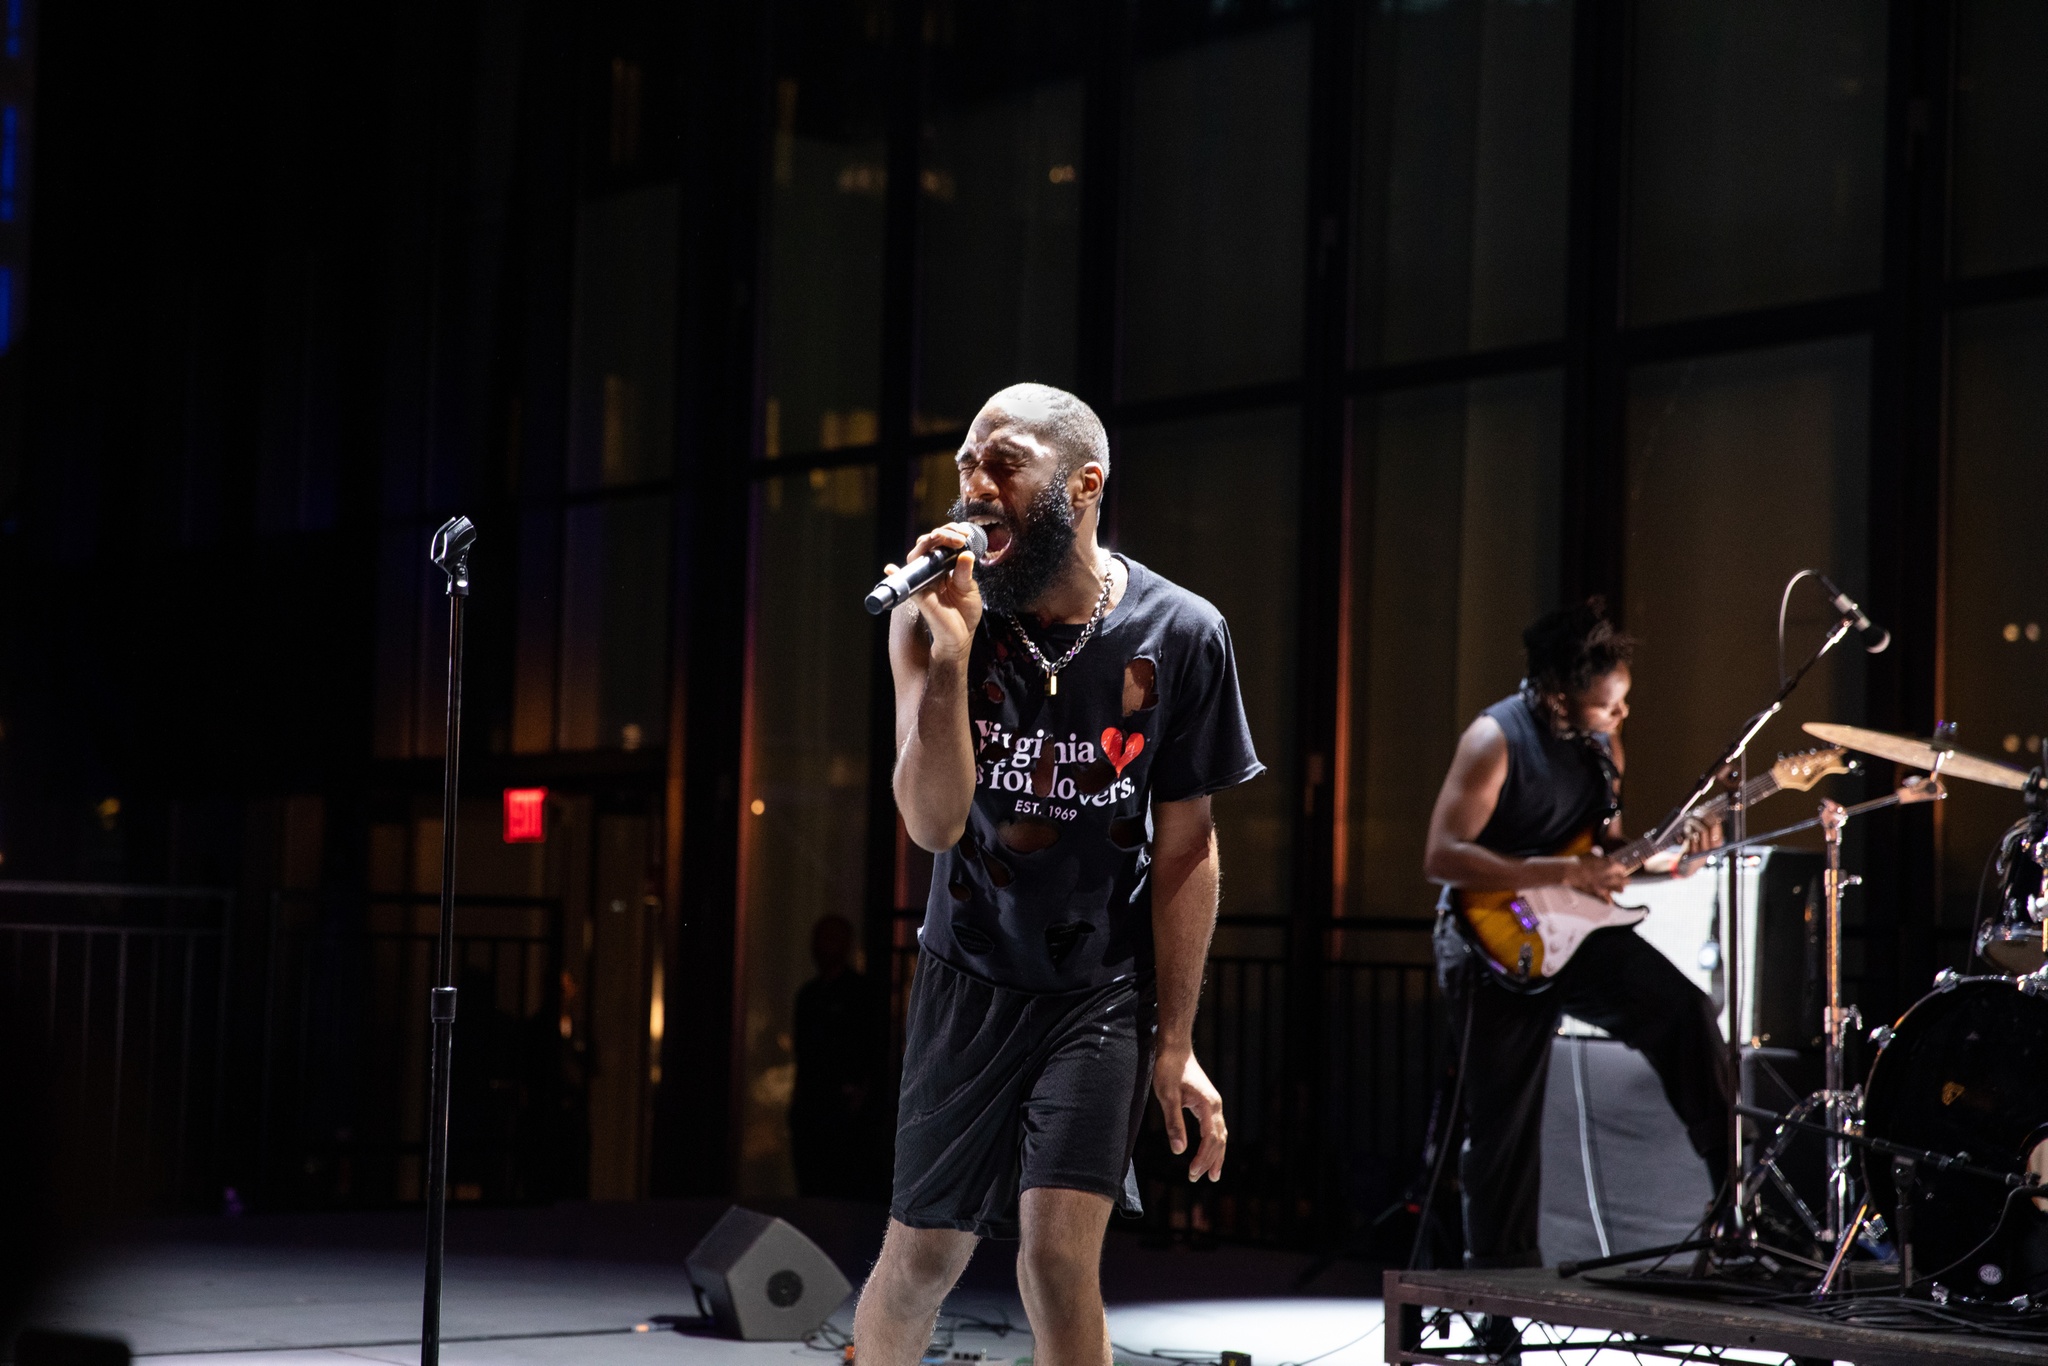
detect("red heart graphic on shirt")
[1100,727,1146,774]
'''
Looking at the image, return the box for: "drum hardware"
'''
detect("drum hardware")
[1737,1094,1830,1247]
[1690,779,1945,1279]
[1634,576,1881,1245]
[1739,1094,2048,1297]
[1979,743,2048,975]
[1819,801,1854,1251]
[1893,1157,1920,1291]
[1800,721,2030,791]
[1800,722,2048,969]
[1576,576,1942,1282]
[1817,1197,1871,1296]
[1678,774,1945,877]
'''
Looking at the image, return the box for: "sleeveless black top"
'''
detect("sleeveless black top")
[1471,690,1616,857]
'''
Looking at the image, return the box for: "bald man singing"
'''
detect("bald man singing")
[854,384,1264,1363]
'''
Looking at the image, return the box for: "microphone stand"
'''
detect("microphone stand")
[421,516,475,1366]
[1582,608,1856,1276]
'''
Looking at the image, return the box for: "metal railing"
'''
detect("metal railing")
[260,889,574,1208]
[0,881,235,1212]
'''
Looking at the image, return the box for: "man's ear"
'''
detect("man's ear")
[1071,460,1106,510]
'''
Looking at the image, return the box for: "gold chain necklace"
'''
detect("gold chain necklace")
[1002,569,1114,696]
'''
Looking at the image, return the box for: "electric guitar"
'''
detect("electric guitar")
[1453,746,1851,990]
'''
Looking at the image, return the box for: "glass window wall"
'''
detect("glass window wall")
[557,497,671,753]
[1943,300,2048,919]
[917,12,1083,432]
[1344,372,1562,920]
[569,186,678,489]
[1627,0,1886,324]
[1622,338,1870,831]
[1951,1,2048,279]
[1353,0,1573,364]
[763,4,890,458]
[736,467,878,1198]
[1120,19,1310,401]
[1113,409,1300,918]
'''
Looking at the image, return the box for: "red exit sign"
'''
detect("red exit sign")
[503,787,548,843]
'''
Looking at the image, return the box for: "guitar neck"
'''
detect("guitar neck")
[1609,770,1783,873]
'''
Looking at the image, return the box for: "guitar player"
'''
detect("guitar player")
[1422,598,1734,1269]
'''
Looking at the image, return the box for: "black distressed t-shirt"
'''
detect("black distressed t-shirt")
[920,555,1265,994]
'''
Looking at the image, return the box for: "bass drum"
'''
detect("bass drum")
[1862,977,2048,1301]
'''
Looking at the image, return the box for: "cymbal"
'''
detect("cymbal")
[1801,722,2029,790]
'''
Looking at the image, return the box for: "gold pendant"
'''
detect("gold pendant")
[1047,671,1058,695]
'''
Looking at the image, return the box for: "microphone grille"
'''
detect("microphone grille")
[962,524,989,559]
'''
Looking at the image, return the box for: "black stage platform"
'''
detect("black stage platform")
[1384,1267,2047,1366]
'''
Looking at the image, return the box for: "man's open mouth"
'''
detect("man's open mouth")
[973,519,1013,564]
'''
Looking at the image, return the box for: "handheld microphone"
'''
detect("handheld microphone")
[1816,573,1890,653]
[864,524,988,616]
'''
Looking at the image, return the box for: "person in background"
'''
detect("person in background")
[790,913,889,1199]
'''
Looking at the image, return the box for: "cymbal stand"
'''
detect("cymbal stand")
[1719,776,1944,1292]
[1818,799,1856,1250]
[1671,777,1943,1285]
[1820,751,1949,1269]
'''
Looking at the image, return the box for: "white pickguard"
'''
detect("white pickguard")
[1516,884,1649,977]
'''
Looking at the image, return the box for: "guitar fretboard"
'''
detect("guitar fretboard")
[1608,771,1779,873]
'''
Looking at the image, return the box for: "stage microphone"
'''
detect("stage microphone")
[864,524,987,615]
[1816,573,1890,653]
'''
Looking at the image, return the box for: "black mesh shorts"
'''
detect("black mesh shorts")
[890,948,1154,1240]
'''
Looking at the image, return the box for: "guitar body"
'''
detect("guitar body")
[1445,745,1849,993]
[1453,827,1649,991]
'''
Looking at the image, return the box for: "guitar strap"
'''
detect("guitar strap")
[1582,735,1622,836]
[1518,681,1623,837]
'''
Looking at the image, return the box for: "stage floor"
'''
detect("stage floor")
[20,1201,1388,1365]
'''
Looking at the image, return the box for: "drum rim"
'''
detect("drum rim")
[1865,974,2044,1102]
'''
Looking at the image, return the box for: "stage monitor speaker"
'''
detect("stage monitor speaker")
[684,1205,853,1341]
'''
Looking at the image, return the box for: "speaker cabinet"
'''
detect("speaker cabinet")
[685,1206,854,1341]
[1540,1036,1716,1266]
[1747,849,1824,1050]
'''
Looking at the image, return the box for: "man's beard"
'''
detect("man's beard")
[949,481,1076,614]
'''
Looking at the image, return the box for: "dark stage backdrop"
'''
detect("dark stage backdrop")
[1,0,2045,1254]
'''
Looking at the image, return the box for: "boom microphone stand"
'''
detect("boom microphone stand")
[421,515,475,1366]
[1562,580,1861,1277]
[1648,627,1856,1248]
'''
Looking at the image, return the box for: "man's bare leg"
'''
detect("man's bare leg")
[853,1219,979,1366]
[1016,1186,1115,1366]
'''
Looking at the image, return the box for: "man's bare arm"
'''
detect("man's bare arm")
[1150,795,1228,1183]
[1422,716,1627,897]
